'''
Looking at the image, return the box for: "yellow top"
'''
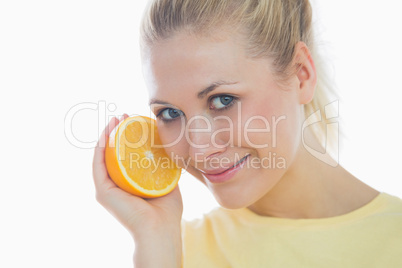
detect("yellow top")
[181,192,402,268]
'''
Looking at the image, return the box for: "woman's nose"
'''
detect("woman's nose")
[186,115,226,163]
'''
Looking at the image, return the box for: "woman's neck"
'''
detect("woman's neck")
[247,130,379,219]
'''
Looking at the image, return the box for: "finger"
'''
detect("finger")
[92,116,124,192]
[99,187,147,221]
[148,184,183,210]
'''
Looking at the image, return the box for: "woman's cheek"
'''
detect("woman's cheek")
[235,100,275,149]
[157,123,188,167]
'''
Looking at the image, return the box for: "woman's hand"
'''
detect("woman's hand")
[92,115,183,267]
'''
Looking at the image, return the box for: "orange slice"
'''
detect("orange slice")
[105,116,181,198]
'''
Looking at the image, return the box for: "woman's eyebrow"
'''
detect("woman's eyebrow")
[148,80,237,106]
[197,81,238,99]
[148,99,170,106]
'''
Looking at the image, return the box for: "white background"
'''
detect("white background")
[1,1,401,267]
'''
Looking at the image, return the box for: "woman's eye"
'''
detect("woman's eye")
[210,95,234,110]
[158,108,183,121]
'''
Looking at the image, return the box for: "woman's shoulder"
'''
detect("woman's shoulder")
[181,191,402,231]
[180,207,239,267]
[181,206,245,241]
[375,192,402,215]
[181,206,231,231]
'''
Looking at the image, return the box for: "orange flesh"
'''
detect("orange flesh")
[105,116,181,198]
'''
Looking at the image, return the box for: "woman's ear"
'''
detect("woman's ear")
[293,41,317,104]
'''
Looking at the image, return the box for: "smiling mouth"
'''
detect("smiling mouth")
[205,154,250,175]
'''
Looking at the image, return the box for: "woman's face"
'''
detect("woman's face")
[142,31,306,209]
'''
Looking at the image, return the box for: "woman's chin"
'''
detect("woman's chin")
[212,192,254,210]
[219,203,247,210]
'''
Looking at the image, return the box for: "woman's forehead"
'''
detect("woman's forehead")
[143,33,246,91]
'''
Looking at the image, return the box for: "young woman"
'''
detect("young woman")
[92,0,402,267]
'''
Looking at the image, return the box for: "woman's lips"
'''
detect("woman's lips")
[201,154,250,184]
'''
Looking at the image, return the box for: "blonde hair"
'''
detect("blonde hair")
[140,0,339,152]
